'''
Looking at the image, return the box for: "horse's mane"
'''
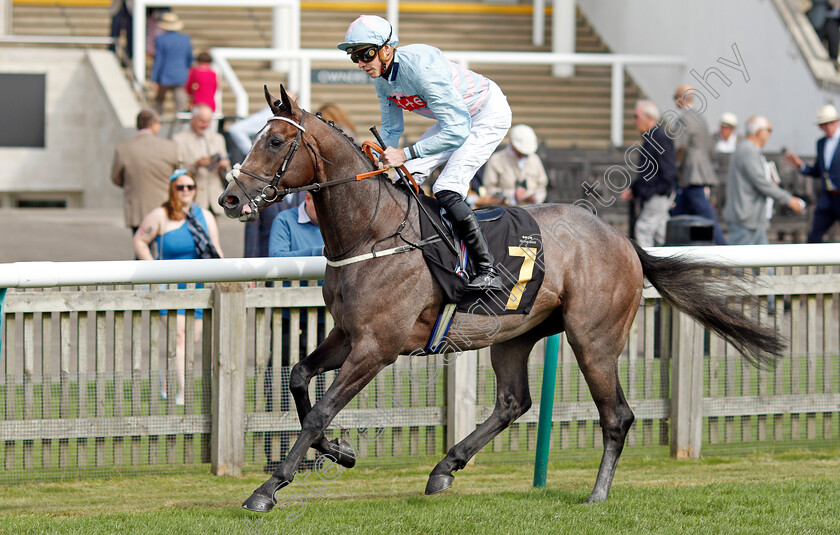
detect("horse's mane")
[288,108,411,196]
[312,111,373,167]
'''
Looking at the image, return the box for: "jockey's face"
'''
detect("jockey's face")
[351,45,391,79]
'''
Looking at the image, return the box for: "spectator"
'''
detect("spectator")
[480,124,548,206]
[725,116,805,245]
[338,14,511,291]
[243,194,301,258]
[173,104,230,218]
[264,192,325,472]
[146,8,168,59]
[809,0,840,69]
[185,52,218,111]
[108,0,133,60]
[151,12,192,115]
[670,84,727,245]
[714,112,739,154]
[268,192,324,258]
[620,101,678,247]
[133,169,224,405]
[785,104,840,242]
[111,108,179,236]
[316,102,358,140]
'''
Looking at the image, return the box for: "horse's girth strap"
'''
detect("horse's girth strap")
[360,141,421,194]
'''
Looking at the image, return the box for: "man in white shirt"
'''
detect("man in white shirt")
[714,112,739,154]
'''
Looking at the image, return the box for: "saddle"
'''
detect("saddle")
[417,194,545,316]
[415,195,545,353]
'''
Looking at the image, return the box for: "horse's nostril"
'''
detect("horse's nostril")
[223,195,239,207]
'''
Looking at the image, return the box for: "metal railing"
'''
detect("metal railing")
[210,47,686,148]
[132,0,299,85]
[0,35,113,46]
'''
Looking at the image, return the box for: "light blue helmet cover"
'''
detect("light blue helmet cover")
[337,15,398,52]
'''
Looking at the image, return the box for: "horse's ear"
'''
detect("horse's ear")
[279,85,301,117]
[265,85,281,115]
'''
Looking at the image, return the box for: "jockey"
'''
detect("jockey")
[338,14,511,292]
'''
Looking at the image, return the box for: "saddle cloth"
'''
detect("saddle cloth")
[418,195,544,316]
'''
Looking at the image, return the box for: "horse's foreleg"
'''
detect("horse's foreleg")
[243,337,398,513]
[287,327,356,467]
[426,336,535,494]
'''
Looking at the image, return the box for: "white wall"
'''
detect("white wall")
[0,0,11,35]
[578,0,837,155]
[0,48,138,208]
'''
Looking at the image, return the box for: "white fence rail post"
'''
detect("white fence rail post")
[669,310,704,459]
[211,282,246,476]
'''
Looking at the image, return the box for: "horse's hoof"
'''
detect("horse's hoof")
[328,438,356,468]
[242,491,276,513]
[425,474,454,495]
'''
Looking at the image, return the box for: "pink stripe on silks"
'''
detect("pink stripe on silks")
[449,61,484,112]
[467,79,490,115]
[463,73,477,100]
[346,18,362,33]
[449,62,462,89]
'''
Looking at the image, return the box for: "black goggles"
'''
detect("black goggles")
[349,26,392,64]
[350,45,380,64]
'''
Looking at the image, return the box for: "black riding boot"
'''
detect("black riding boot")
[437,190,504,292]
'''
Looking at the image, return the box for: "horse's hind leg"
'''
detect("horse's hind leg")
[565,323,635,503]
[426,334,536,494]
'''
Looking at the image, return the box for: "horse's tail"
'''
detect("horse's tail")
[631,241,785,368]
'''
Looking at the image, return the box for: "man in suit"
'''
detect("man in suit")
[151,12,192,114]
[620,100,678,247]
[111,108,179,235]
[727,116,805,245]
[480,124,548,206]
[670,84,727,244]
[785,104,840,242]
[173,104,230,218]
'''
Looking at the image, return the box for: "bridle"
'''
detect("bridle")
[226,111,398,216]
[226,112,316,214]
[226,111,426,262]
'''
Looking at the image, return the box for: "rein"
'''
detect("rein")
[225,113,415,214]
[225,111,430,265]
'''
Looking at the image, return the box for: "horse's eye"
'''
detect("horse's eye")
[269,138,283,148]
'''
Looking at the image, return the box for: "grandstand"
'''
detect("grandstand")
[9,1,645,149]
[2,0,840,244]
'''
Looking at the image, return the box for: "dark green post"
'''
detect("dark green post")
[0,288,5,358]
[533,334,560,487]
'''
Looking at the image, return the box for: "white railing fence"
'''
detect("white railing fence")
[1,245,840,481]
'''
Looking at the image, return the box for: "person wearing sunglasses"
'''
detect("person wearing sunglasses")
[133,168,224,405]
[134,168,224,262]
[338,14,512,292]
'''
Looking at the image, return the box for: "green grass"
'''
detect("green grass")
[3,450,840,534]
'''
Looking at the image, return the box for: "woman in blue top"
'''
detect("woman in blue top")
[338,15,512,292]
[133,169,224,405]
